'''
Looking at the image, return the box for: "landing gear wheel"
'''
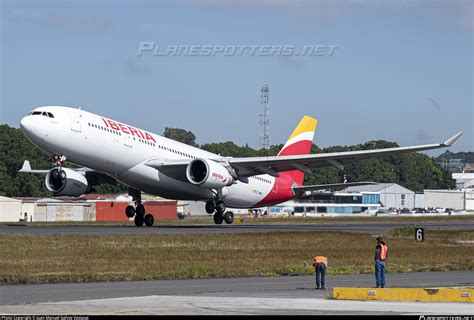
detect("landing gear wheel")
[134,214,144,227]
[144,214,154,227]
[216,201,226,214]
[136,204,145,216]
[205,201,215,214]
[213,212,223,225]
[125,205,135,218]
[224,212,234,224]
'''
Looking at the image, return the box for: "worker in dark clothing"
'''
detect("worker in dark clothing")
[313,256,328,289]
[375,236,388,288]
[19,212,27,223]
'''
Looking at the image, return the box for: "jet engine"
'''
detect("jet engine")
[186,159,233,189]
[45,168,89,196]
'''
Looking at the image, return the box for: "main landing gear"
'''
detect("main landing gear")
[206,200,234,225]
[125,189,154,227]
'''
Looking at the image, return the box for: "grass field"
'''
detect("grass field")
[1,228,473,284]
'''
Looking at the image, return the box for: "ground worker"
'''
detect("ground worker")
[313,255,328,289]
[19,212,27,223]
[375,236,388,288]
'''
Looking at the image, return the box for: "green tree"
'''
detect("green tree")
[0,124,52,197]
[163,127,198,147]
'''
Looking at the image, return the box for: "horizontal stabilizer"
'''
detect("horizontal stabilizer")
[18,160,115,185]
[18,160,49,174]
[292,181,376,197]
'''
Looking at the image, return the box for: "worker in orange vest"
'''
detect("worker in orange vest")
[313,256,328,289]
[375,236,388,288]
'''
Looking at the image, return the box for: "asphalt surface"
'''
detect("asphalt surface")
[1,271,473,314]
[1,220,473,235]
[2,271,473,305]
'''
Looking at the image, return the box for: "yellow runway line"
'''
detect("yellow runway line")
[331,288,473,303]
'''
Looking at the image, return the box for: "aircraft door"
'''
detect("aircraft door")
[124,135,132,148]
[69,112,82,132]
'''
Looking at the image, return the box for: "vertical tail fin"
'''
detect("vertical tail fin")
[278,115,317,186]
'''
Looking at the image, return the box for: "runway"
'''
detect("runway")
[1,220,473,235]
[1,271,473,314]
[2,220,472,314]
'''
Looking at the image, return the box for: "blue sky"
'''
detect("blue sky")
[1,0,472,154]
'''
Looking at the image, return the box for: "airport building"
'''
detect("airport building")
[267,183,428,216]
[344,183,423,210]
[0,194,177,222]
[268,190,381,216]
[0,196,23,222]
[421,172,474,212]
[452,173,474,189]
[424,189,474,211]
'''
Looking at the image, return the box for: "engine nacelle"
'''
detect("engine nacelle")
[186,159,233,189]
[45,168,89,196]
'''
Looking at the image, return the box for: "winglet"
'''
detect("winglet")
[19,160,32,172]
[443,132,463,147]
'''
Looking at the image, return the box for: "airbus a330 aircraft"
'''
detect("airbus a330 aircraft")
[19,106,463,227]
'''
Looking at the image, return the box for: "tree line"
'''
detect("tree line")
[435,150,474,164]
[0,124,456,197]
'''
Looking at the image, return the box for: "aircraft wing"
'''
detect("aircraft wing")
[292,182,376,198]
[228,132,463,178]
[144,132,462,182]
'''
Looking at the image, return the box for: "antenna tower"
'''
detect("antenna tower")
[259,84,270,149]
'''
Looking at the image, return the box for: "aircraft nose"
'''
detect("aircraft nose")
[20,115,35,137]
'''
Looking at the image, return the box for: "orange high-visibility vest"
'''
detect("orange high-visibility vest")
[379,244,388,261]
[313,256,328,269]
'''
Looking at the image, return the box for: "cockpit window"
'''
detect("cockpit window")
[42,112,48,117]
[47,112,54,118]
[32,111,42,115]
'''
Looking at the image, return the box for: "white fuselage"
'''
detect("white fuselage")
[20,106,282,208]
